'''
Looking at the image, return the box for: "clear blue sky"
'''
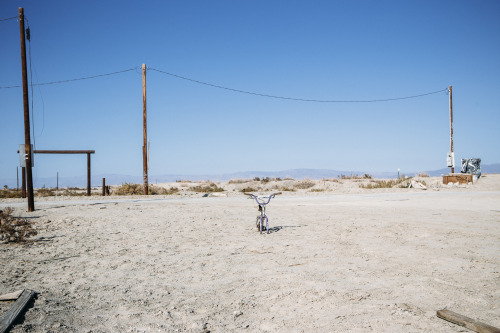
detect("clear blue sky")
[1,0,499,185]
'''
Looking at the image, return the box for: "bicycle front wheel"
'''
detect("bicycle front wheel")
[256,216,261,232]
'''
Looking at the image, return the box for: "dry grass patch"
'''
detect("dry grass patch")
[359,177,411,189]
[322,178,340,183]
[61,188,87,196]
[114,183,180,195]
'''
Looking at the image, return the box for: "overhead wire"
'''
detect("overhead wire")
[0,68,138,89]
[0,16,17,22]
[2,64,449,103]
[148,67,449,103]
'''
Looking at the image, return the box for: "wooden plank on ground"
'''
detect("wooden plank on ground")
[0,289,36,333]
[0,291,23,301]
[437,309,500,333]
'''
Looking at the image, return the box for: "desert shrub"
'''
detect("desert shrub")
[397,177,415,188]
[310,188,325,192]
[228,179,251,184]
[259,177,282,183]
[339,174,366,180]
[253,177,260,181]
[0,207,37,243]
[279,187,296,192]
[283,177,294,180]
[176,180,191,183]
[36,188,55,197]
[164,187,180,195]
[417,172,430,177]
[0,189,22,199]
[149,185,179,195]
[239,186,259,193]
[294,179,315,189]
[114,183,143,195]
[189,183,224,193]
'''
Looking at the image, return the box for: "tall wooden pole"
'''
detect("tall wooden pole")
[142,64,148,195]
[19,7,35,211]
[449,85,454,173]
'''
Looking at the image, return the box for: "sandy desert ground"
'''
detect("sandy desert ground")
[1,174,499,332]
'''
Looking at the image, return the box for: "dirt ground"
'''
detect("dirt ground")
[1,175,499,332]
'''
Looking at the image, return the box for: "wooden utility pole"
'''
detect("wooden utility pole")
[449,85,454,173]
[19,7,35,211]
[21,167,26,198]
[142,64,148,195]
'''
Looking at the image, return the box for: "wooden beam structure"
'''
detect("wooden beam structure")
[34,150,95,196]
[17,150,96,196]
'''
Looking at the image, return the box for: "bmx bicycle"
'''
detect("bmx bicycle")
[244,192,281,234]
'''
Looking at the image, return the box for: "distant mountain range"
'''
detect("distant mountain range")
[2,164,499,189]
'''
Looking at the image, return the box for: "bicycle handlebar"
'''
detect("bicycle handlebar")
[244,192,281,205]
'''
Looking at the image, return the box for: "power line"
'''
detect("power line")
[2,65,449,103]
[149,67,448,103]
[0,16,17,22]
[0,67,138,89]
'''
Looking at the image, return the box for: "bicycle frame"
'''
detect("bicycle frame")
[245,193,279,234]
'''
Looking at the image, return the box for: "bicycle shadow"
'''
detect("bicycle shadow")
[265,225,304,234]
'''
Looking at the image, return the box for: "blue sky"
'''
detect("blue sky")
[1,0,499,185]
